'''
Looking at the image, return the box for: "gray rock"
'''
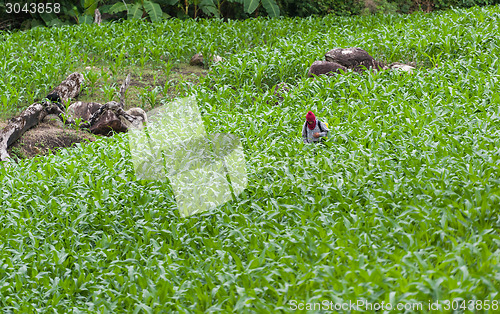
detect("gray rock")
[89,110,126,136]
[308,61,347,77]
[388,62,415,73]
[212,55,223,63]
[190,53,205,67]
[49,72,84,103]
[124,107,148,129]
[189,53,223,67]
[325,47,384,72]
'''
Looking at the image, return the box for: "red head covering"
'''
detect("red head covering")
[306,111,316,130]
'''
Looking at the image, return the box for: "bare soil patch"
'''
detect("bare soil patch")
[77,63,207,112]
[3,121,95,160]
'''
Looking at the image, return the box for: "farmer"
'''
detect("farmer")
[302,111,329,144]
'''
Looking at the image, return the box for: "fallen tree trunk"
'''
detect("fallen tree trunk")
[0,72,84,161]
[49,72,84,104]
[0,72,147,161]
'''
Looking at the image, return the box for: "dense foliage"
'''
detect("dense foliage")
[0,5,500,312]
[1,0,500,29]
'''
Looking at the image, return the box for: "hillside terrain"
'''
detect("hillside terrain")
[0,6,499,312]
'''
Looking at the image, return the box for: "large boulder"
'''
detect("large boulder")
[325,47,384,72]
[88,106,147,136]
[89,110,126,135]
[308,61,347,77]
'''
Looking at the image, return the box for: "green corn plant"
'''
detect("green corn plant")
[162,61,175,79]
[100,83,118,102]
[83,70,99,96]
[423,51,443,68]
[62,99,72,112]
[111,49,127,76]
[72,117,85,130]
[139,86,162,109]
[0,6,499,312]
[99,67,111,84]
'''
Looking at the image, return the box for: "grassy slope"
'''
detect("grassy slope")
[0,6,500,312]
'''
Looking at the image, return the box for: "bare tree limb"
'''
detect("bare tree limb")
[94,8,102,25]
[119,74,130,107]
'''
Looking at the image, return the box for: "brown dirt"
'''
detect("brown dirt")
[75,63,207,113]
[4,122,95,160]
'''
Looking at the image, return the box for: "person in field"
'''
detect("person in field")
[302,111,329,144]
